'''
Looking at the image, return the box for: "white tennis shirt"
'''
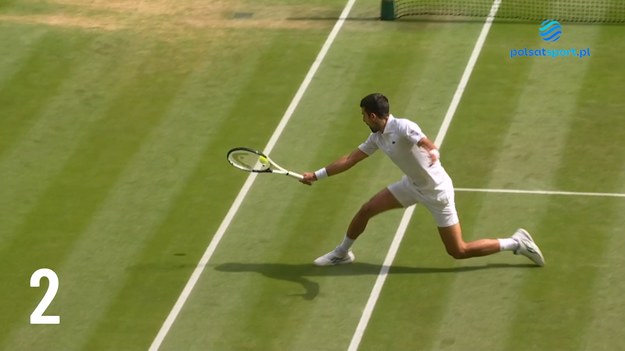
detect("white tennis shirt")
[358,115,452,190]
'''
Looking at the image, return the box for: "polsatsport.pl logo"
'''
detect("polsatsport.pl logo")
[539,20,562,42]
[509,20,591,60]
[510,47,591,59]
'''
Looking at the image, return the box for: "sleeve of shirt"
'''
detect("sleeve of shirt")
[403,120,426,144]
[358,133,378,155]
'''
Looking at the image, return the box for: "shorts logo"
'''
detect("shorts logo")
[539,20,562,42]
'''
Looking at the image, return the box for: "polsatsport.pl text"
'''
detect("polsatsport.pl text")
[509,48,591,59]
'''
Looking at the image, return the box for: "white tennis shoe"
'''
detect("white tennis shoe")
[313,248,355,266]
[512,228,545,266]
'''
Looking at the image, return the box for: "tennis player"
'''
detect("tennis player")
[300,93,545,267]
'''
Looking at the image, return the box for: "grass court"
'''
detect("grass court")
[1,0,624,350]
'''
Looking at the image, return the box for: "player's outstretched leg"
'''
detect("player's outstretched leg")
[438,223,501,258]
[438,224,545,266]
[313,188,403,266]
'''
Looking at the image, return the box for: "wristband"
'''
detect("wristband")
[429,149,440,158]
[314,168,328,180]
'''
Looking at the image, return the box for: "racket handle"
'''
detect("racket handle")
[286,171,304,180]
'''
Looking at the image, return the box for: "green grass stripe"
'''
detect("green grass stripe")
[425,24,602,351]
[442,22,536,189]
[77,28,332,350]
[545,26,625,194]
[0,32,145,254]
[0,31,159,346]
[576,25,625,350]
[482,24,602,190]
[0,29,94,157]
[0,38,204,349]
[0,0,85,16]
[501,196,620,351]
[502,24,625,351]
[580,173,625,350]
[0,24,47,87]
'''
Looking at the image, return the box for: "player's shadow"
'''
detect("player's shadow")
[214,262,535,300]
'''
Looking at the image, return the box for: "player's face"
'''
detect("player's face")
[361,108,378,133]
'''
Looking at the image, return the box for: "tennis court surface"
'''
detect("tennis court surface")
[1,0,625,350]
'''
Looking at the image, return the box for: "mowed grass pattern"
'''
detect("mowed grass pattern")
[1,0,625,350]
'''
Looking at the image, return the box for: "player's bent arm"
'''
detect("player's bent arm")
[417,137,437,151]
[417,137,440,165]
[324,148,368,177]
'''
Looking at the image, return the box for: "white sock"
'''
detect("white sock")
[336,236,355,254]
[498,238,519,251]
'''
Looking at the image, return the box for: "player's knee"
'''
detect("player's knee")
[446,246,468,259]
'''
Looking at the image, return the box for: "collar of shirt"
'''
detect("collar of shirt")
[382,114,396,134]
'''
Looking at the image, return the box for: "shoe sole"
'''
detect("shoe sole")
[314,251,355,266]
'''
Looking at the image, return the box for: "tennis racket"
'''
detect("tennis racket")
[226,147,303,180]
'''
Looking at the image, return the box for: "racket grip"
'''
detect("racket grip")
[286,171,304,180]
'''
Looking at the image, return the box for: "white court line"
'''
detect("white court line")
[148,0,359,349]
[456,187,625,198]
[347,1,502,350]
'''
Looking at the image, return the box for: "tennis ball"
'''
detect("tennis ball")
[259,156,269,164]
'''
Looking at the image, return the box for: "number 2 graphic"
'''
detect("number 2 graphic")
[30,268,60,325]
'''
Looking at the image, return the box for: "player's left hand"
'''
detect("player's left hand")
[428,149,440,167]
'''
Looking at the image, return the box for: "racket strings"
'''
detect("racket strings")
[228,151,270,171]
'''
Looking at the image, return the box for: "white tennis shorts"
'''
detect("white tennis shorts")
[387,176,459,228]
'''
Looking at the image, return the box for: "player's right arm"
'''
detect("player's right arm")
[324,148,369,176]
[300,148,368,185]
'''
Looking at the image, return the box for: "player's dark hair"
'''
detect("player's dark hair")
[360,93,390,118]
